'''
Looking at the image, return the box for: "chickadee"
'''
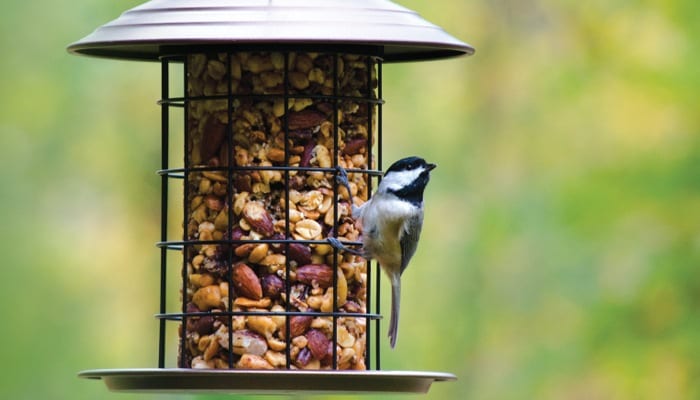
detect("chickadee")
[329,156,436,348]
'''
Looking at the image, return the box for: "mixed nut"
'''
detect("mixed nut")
[181,51,377,370]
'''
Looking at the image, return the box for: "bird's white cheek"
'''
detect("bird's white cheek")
[380,169,423,192]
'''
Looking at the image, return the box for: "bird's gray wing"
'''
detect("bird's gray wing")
[399,213,424,275]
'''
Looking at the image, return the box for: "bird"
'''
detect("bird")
[328,156,436,348]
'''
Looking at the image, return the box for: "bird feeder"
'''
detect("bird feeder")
[69,0,473,394]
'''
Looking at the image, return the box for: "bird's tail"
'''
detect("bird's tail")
[389,280,400,348]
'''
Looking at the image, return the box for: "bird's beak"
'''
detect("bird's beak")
[427,163,437,171]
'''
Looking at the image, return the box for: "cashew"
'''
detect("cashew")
[337,326,355,348]
[236,354,274,369]
[247,315,277,338]
[264,350,287,367]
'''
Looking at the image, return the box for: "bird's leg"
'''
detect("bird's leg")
[334,164,354,202]
[334,164,360,216]
[327,237,365,257]
[329,165,364,256]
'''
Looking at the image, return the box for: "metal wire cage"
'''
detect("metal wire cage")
[157,48,384,371]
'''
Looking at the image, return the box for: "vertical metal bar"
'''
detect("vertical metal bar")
[282,51,292,370]
[331,52,340,370]
[375,60,383,370]
[180,55,190,369]
[158,58,169,369]
[364,55,373,371]
[226,52,235,369]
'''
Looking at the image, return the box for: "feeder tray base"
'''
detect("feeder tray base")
[79,368,456,394]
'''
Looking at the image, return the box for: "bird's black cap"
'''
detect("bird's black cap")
[385,156,437,174]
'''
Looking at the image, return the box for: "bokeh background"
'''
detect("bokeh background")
[2,0,699,399]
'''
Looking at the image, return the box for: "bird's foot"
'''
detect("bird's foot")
[334,164,354,202]
[327,237,364,257]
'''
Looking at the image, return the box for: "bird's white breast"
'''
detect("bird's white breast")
[356,193,419,274]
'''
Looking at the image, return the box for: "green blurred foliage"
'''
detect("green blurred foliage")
[1,0,699,399]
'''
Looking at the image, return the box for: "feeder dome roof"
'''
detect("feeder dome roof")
[68,0,474,62]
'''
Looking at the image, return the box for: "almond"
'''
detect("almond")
[261,274,284,299]
[234,243,255,258]
[342,300,363,313]
[187,315,215,335]
[341,136,367,155]
[231,263,262,300]
[286,243,312,265]
[300,141,315,167]
[280,315,313,339]
[296,264,333,288]
[287,109,326,130]
[267,147,285,163]
[306,329,330,360]
[203,194,223,212]
[233,173,252,192]
[201,117,227,162]
[242,201,275,237]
